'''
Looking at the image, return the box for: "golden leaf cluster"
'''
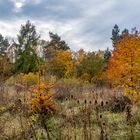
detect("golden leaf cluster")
[29,81,57,115]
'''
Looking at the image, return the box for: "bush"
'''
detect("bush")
[29,81,57,116]
[110,96,132,112]
[6,72,39,87]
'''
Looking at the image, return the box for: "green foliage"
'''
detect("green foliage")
[122,28,129,35]
[44,32,70,59]
[111,24,120,47]
[13,20,42,74]
[76,52,104,82]
[17,20,40,49]
[134,108,140,124]
[104,47,111,64]
[48,32,69,51]
[0,34,9,56]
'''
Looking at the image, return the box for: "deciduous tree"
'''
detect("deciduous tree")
[76,51,104,82]
[47,50,74,78]
[107,33,140,102]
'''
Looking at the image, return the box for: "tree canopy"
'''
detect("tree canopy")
[107,32,140,102]
[13,20,41,74]
[44,32,70,59]
[111,24,120,48]
[46,50,74,78]
[76,52,104,82]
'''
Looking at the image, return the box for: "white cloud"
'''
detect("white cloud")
[15,2,23,8]
[1,0,140,51]
[10,0,42,12]
[0,19,24,37]
[0,14,112,51]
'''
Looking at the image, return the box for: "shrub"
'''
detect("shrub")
[29,81,57,116]
[6,72,39,87]
[110,96,132,112]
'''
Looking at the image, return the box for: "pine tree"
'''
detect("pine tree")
[104,47,111,64]
[44,32,70,59]
[122,28,129,35]
[13,20,41,74]
[111,24,120,47]
[48,32,69,50]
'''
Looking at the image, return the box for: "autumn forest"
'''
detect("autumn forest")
[0,21,140,140]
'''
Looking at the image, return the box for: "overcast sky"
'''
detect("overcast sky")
[0,0,140,51]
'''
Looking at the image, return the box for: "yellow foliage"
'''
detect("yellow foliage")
[47,50,74,78]
[125,88,140,103]
[6,72,39,87]
[29,81,57,115]
[7,72,39,87]
[74,49,86,65]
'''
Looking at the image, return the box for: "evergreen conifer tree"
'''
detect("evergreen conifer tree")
[13,20,41,73]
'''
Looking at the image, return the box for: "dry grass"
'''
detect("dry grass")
[0,80,140,140]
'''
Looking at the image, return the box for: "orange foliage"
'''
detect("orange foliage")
[29,81,57,115]
[106,34,140,102]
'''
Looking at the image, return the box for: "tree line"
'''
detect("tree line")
[0,21,139,102]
